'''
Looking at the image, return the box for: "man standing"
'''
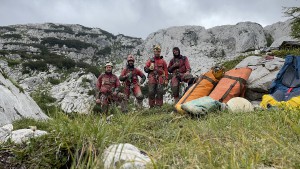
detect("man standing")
[168,47,191,103]
[119,54,146,108]
[96,61,126,113]
[144,45,168,108]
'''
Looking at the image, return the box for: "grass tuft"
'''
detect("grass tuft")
[0,105,299,168]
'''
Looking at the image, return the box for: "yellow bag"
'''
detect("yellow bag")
[260,94,300,109]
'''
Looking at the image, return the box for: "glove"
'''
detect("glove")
[149,63,154,70]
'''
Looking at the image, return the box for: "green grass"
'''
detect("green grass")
[0,105,299,168]
[221,55,249,70]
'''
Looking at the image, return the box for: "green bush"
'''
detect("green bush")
[96,46,111,55]
[0,26,16,31]
[265,33,274,47]
[75,32,99,38]
[85,66,101,77]
[41,37,95,50]
[221,55,248,70]
[7,59,21,67]
[29,37,39,41]
[31,90,57,116]
[1,34,22,39]
[22,61,48,71]
[272,49,300,58]
[0,50,9,55]
[48,77,61,85]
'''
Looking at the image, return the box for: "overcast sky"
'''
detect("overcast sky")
[0,0,299,39]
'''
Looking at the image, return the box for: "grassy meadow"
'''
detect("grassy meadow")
[0,104,299,168]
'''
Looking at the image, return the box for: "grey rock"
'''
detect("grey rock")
[0,71,48,126]
[103,143,152,169]
[50,72,97,114]
[235,56,285,101]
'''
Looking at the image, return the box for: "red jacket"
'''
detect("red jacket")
[96,72,120,94]
[168,55,191,74]
[144,56,168,79]
[119,67,145,85]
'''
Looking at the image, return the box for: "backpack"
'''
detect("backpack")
[209,67,252,103]
[268,55,300,101]
[175,70,219,114]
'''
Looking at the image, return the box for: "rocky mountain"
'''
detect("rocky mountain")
[0,20,293,114]
[0,70,48,126]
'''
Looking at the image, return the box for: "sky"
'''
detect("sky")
[0,0,299,39]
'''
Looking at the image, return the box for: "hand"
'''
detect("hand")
[164,80,169,86]
[173,62,180,69]
[126,72,132,78]
[96,99,101,104]
[149,63,154,70]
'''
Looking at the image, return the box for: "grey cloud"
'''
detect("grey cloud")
[0,0,299,39]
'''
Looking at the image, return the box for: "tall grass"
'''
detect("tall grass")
[0,105,299,168]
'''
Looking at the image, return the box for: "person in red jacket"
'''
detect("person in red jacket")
[96,61,126,113]
[119,54,146,108]
[168,47,192,103]
[144,45,168,108]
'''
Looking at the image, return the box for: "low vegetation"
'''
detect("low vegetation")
[272,49,300,58]
[0,105,299,168]
[41,37,95,50]
[221,55,249,70]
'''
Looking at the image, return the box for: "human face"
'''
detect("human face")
[173,49,179,56]
[154,50,161,57]
[128,60,134,66]
[105,66,112,73]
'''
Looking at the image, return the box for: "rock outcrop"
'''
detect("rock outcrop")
[50,72,97,113]
[0,70,48,126]
[236,55,285,101]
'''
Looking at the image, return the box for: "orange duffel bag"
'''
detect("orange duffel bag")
[209,67,252,103]
[175,70,220,114]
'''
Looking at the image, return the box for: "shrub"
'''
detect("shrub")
[7,59,21,67]
[265,33,274,47]
[272,49,300,58]
[29,37,39,41]
[31,90,57,116]
[44,29,74,34]
[221,55,248,70]
[61,58,76,69]
[0,26,16,31]
[22,61,48,71]
[76,61,90,69]
[41,37,95,50]
[82,77,92,83]
[0,50,9,55]
[85,66,101,77]
[88,89,95,96]
[48,77,61,85]
[1,34,22,39]
[96,46,111,55]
